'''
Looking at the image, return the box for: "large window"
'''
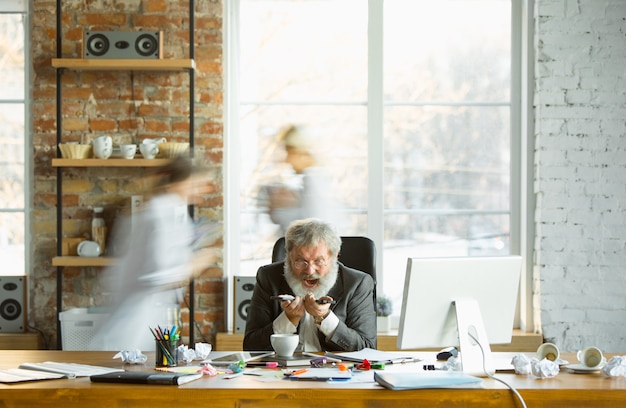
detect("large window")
[226,0,521,327]
[0,3,28,276]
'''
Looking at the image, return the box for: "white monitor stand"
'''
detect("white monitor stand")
[454,299,495,376]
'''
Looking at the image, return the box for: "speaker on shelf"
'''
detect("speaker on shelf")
[84,31,163,59]
[233,276,256,334]
[0,276,26,333]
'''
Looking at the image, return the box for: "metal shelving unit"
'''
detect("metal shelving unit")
[53,0,196,349]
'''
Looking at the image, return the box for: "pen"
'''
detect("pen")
[223,372,243,379]
[316,299,337,305]
[290,368,308,376]
[390,357,417,364]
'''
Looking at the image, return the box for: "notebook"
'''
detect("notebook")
[286,367,352,381]
[374,371,482,390]
[0,368,66,383]
[90,371,202,386]
[17,362,124,379]
[205,351,274,365]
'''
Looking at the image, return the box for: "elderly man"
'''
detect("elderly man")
[243,218,377,352]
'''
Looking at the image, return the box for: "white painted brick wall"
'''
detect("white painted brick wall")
[535,0,626,352]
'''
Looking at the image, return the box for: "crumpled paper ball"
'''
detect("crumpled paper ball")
[178,345,196,364]
[511,353,533,374]
[531,358,559,378]
[198,363,218,376]
[602,356,626,377]
[113,349,148,364]
[194,342,212,359]
[442,356,463,371]
[177,342,213,363]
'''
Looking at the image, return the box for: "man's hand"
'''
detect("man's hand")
[282,295,305,326]
[304,293,332,322]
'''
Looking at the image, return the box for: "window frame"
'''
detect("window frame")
[223,0,535,333]
[0,0,30,277]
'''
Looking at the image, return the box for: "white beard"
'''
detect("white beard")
[284,261,339,299]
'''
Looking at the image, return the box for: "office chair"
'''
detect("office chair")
[271,236,377,309]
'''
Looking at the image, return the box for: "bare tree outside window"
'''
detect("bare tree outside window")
[233,0,513,316]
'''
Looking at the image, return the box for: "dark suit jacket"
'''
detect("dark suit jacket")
[243,261,377,352]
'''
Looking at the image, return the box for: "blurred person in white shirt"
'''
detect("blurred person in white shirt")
[90,155,217,351]
[265,125,342,233]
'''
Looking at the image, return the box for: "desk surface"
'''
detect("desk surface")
[0,350,625,408]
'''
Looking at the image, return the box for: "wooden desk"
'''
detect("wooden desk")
[0,350,625,407]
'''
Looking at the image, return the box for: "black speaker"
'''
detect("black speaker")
[0,276,26,333]
[84,31,163,59]
[233,276,256,334]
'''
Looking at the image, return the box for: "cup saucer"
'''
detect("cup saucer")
[565,363,604,373]
[555,358,569,366]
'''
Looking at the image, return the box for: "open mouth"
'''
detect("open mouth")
[303,278,319,288]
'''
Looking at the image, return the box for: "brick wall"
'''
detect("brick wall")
[534,0,626,351]
[30,0,224,348]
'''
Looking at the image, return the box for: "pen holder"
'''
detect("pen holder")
[155,338,178,367]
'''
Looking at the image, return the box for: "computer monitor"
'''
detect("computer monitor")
[397,256,522,375]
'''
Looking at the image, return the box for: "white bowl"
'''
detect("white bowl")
[77,240,101,257]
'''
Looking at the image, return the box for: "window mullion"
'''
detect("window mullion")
[368,0,384,292]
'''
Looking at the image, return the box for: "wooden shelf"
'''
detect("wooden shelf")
[52,158,171,167]
[51,58,195,71]
[52,256,117,267]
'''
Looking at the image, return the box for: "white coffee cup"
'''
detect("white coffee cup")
[537,342,560,362]
[270,333,299,357]
[139,142,159,159]
[120,144,137,159]
[92,135,112,159]
[142,137,167,145]
[577,346,605,368]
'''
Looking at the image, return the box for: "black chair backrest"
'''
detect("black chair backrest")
[271,235,377,289]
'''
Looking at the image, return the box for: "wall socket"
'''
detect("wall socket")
[131,195,143,230]
[131,195,143,213]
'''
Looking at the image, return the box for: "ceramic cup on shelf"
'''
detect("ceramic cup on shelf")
[139,142,159,159]
[120,144,137,159]
[92,135,113,159]
[142,137,167,145]
[270,333,299,357]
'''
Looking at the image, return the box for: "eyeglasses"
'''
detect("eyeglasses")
[292,258,328,271]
